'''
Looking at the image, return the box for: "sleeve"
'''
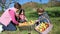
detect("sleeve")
[43,12,50,19]
[9,9,18,25]
[42,12,51,23]
[44,12,51,23]
[38,16,42,20]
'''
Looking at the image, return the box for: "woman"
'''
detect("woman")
[0,2,21,31]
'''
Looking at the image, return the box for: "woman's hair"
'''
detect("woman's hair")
[19,9,25,15]
[37,8,44,13]
[14,2,21,9]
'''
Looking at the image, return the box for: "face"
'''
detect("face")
[38,12,43,15]
[16,9,19,12]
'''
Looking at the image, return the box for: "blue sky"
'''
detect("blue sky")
[0,0,49,10]
[10,0,49,7]
[19,0,49,4]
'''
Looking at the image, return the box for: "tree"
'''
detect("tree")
[39,0,42,8]
[39,0,42,3]
[48,0,60,7]
[0,0,19,12]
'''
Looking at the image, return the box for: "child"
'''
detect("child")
[35,8,50,26]
[18,9,27,23]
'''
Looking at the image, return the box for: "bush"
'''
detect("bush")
[45,7,60,17]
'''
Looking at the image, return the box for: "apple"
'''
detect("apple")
[30,20,32,23]
[39,28,45,32]
[24,22,27,24]
[43,26,46,29]
[28,22,30,23]
[40,23,45,27]
[45,23,49,28]
[42,27,45,32]
[39,26,43,29]
[39,29,42,32]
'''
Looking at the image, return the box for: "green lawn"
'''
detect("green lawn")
[0,7,60,34]
[1,18,60,34]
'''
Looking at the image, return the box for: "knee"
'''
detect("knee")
[7,27,17,31]
[11,28,17,31]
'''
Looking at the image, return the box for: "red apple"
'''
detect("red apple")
[45,23,49,28]
[42,27,45,32]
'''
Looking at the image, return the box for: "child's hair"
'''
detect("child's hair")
[14,2,21,9]
[19,9,25,15]
[37,8,44,13]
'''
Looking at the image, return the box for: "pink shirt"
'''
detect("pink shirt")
[0,8,12,26]
[9,9,18,25]
[0,7,18,26]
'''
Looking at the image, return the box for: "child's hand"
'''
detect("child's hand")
[35,20,39,22]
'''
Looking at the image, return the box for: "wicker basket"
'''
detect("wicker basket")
[35,23,53,34]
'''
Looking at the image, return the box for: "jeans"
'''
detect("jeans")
[40,19,48,23]
[3,21,17,31]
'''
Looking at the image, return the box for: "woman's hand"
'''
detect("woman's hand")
[16,23,19,26]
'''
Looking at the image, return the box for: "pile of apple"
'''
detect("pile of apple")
[18,22,28,26]
[19,20,35,26]
[37,22,49,32]
[28,20,34,25]
[23,20,34,25]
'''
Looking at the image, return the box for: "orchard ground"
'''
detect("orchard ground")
[0,7,60,34]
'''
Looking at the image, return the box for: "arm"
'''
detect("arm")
[42,16,50,23]
[25,17,28,21]
[45,18,50,23]
[9,10,19,25]
[35,20,40,23]
[35,16,41,23]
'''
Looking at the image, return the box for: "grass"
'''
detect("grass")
[49,17,60,34]
[45,7,60,11]
[0,7,60,34]
[1,17,60,34]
